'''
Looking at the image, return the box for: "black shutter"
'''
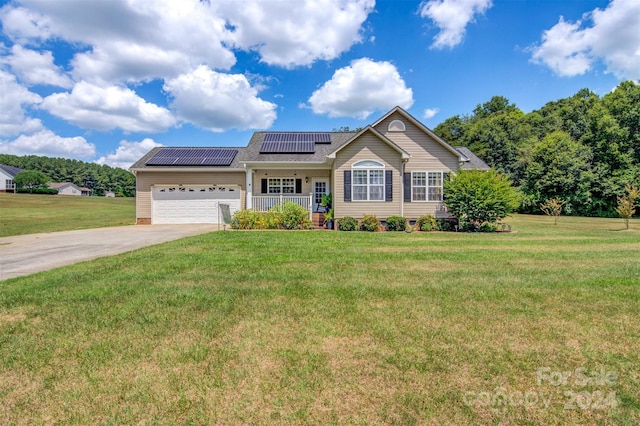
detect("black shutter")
[443,172,450,200]
[403,173,411,202]
[385,170,393,202]
[295,178,302,194]
[261,179,268,194]
[344,170,351,202]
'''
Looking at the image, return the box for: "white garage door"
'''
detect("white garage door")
[152,185,241,224]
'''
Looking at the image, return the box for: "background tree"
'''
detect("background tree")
[519,131,594,215]
[444,169,520,229]
[540,198,565,225]
[13,170,50,193]
[615,185,640,230]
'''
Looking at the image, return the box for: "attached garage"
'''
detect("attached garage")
[151,185,241,224]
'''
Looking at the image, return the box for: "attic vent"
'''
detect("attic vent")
[388,119,406,132]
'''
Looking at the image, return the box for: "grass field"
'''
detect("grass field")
[0,215,638,424]
[0,193,135,237]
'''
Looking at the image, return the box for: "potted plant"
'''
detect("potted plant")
[324,208,334,229]
[320,193,332,212]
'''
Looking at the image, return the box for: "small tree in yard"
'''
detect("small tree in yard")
[444,169,519,230]
[13,170,50,194]
[615,184,640,230]
[540,198,565,225]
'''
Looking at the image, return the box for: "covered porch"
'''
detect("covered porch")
[244,166,332,225]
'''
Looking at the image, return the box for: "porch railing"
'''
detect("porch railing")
[252,194,313,218]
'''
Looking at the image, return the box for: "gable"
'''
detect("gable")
[374,111,460,171]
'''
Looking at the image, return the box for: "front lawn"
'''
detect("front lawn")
[0,193,135,237]
[0,215,638,424]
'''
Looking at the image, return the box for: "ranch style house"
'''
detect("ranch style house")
[130,106,489,226]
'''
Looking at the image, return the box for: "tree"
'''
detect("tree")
[540,198,565,225]
[13,170,50,193]
[520,131,593,215]
[616,184,640,230]
[444,169,520,229]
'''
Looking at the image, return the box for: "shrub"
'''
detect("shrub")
[479,221,498,232]
[16,187,58,195]
[436,218,456,232]
[231,209,264,229]
[415,214,436,231]
[444,169,520,227]
[337,216,357,231]
[360,214,381,232]
[270,202,313,230]
[385,216,407,231]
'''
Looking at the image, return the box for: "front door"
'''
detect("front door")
[312,178,329,212]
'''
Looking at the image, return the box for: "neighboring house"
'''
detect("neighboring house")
[49,182,90,196]
[0,164,23,192]
[130,106,489,225]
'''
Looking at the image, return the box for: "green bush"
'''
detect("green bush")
[231,209,264,229]
[360,214,381,232]
[479,221,499,232]
[270,202,313,230]
[385,216,406,231]
[444,169,520,227]
[415,214,436,231]
[16,187,58,195]
[337,216,358,231]
[436,218,456,231]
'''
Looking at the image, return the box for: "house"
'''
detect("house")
[49,182,90,196]
[130,106,489,225]
[0,164,23,192]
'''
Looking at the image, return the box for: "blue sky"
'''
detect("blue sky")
[0,0,638,169]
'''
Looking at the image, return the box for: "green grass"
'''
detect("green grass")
[0,193,135,237]
[1,215,639,424]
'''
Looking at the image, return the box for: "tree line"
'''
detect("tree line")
[434,80,639,217]
[0,154,136,197]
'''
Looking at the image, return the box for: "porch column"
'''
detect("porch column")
[245,168,253,209]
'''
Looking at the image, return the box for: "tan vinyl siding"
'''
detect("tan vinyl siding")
[136,171,245,221]
[333,133,402,220]
[253,169,330,196]
[375,111,459,219]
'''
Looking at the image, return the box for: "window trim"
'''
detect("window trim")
[410,171,444,202]
[352,160,385,201]
[266,177,296,194]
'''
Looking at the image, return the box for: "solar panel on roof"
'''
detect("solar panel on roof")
[263,132,331,143]
[146,148,238,166]
[260,140,315,153]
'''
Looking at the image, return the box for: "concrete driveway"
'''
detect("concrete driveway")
[0,225,219,281]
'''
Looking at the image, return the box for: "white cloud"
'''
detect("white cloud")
[423,108,439,120]
[1,0,374,83]
[0,5,51,42]
[530,0,640,79]
[95,138,162,169]
[0,70,44,137]
[220,0,375,68]
[3,45,73,88]
[418,0,492,49]
[41,81,176,133]
[164,66,277,131]
[307,58,414,119]
[0,129,95,158]
[1,0,235,84]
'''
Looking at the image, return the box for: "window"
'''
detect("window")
[411,171,443,202]
[352,160,385,201]
[5,179,13,189]
[268,178,295,194]
[388,119,406,132]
